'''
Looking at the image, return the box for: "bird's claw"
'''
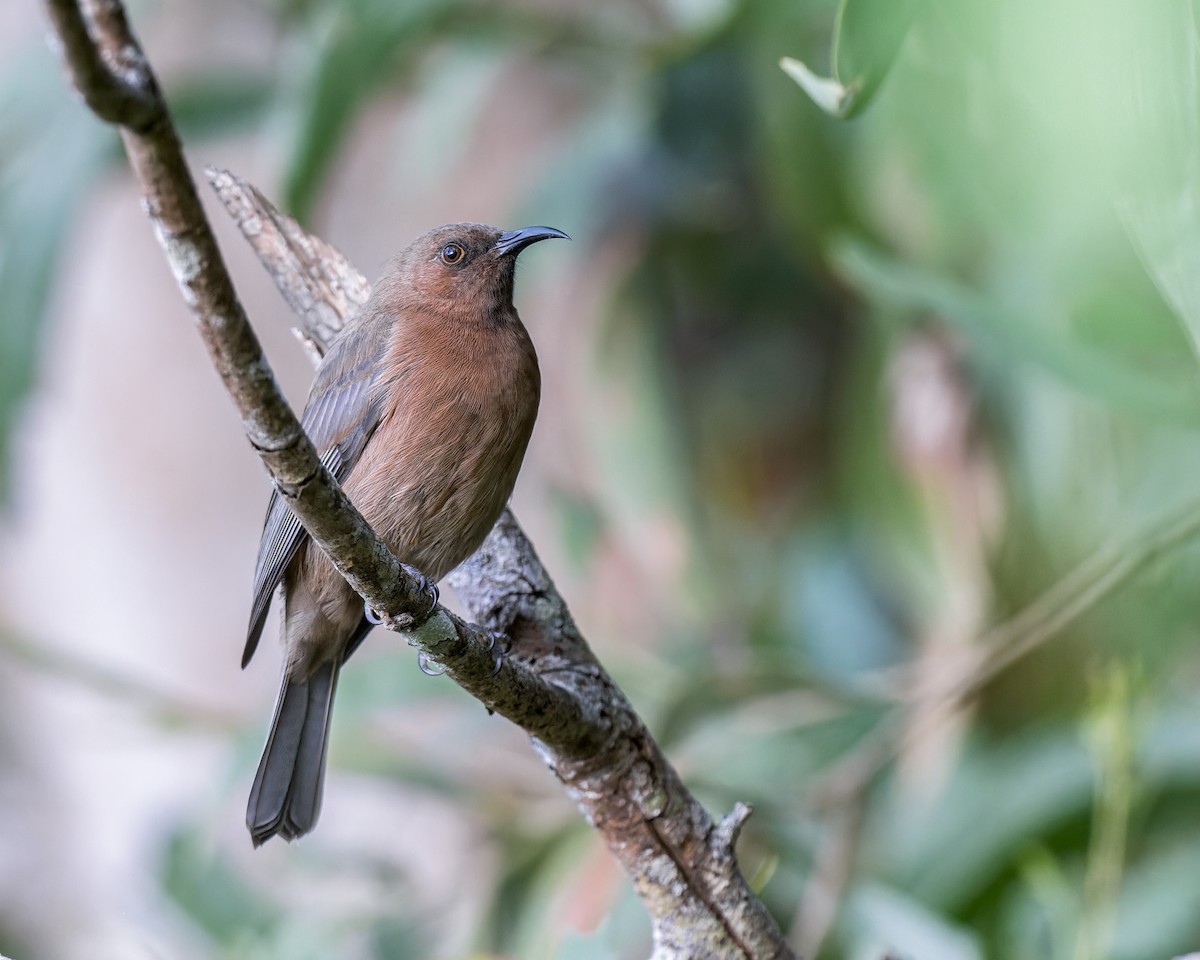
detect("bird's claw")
[417,574,440,618]
[417,651,447,677]
[401,564,439,620]
[362,570,439,627]
[486,630,511,676]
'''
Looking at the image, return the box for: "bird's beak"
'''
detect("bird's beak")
[494,225,570,257]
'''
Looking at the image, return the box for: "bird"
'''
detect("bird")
[242,222,568,846]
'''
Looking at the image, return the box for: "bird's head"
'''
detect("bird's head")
[396,222,569,323]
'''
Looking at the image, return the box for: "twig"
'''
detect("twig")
[43,4,794,956]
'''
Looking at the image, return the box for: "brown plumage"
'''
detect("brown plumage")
[243,222,567,846]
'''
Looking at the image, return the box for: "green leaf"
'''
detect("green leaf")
[1115,1,1200,367]
[831,236,1200,424]
[779,57,857,118]
[781,0,921,118]
[1122,188,1200,367]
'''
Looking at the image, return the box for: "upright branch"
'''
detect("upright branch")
[43,3,795,957]
[43,0,436,632]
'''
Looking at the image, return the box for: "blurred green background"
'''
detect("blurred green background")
[4,0,1200,957]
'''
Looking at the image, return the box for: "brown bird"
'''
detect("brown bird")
[243,222,567,846]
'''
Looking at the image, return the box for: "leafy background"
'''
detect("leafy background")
[3,0,1200,958]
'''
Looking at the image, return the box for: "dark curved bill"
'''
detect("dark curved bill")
[494,225,570,256]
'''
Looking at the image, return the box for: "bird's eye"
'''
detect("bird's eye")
[440,242,466,265]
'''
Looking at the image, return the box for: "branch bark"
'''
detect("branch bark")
[44,2,795,957]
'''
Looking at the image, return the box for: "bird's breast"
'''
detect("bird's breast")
[342,329,539,581]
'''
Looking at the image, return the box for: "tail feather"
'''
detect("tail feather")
[247,660,339,846]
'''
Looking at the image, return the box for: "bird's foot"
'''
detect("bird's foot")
[485,630,511,676]
[362,570,439,627]
[403,565,440,620]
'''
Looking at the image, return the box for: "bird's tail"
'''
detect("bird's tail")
[246,659,339,847]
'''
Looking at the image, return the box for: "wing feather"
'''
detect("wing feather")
[242,327,387,666]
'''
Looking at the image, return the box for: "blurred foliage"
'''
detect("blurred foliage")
[11,0,1200,956]
[781,0,921,118]
[0,48,112,495]
[276,0,468,223]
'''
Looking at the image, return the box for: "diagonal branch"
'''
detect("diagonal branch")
[43,3,795,957]
[44,0,435,634]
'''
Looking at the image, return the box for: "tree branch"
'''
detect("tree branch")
[44,0,157,127]
[44,3,794,957]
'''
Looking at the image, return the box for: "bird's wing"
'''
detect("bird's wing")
[242,328,387,667]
